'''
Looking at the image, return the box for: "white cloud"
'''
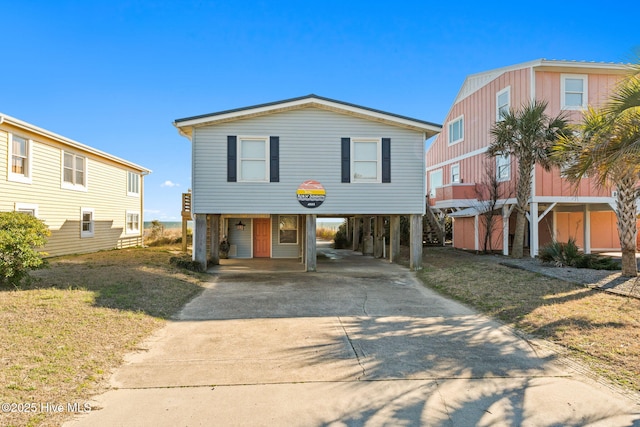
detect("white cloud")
[161,180,179,188]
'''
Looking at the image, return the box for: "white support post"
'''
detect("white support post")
[502,205,510,256]
[530,202,539,258]
[584,205,591,254]
[474,215,479,252]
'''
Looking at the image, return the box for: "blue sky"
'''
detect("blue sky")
[3,1,638,221]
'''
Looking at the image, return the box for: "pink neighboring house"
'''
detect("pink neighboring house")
[426,59,639,256]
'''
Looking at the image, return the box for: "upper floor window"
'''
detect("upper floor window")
[8,134,32,184]
[496,87,510,121]
[127,171,140,196]
[352,138,381,183]
[561,74,588,110]
[496,154,511,181]
[448,115,464,145]
[63,152,87,190]
[451,164,460,184]
[238,136,269,182]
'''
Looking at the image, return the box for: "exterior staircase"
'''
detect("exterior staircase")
[424,198,446,245]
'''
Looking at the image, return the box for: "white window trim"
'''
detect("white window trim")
[127,171,140,197]
[125,210,141,235]
[15,203,39,217]
[81,207,95,238]
[450,163,460,184]
[447,115,464,146]
[496,86,511,122]
[7,133,33,184]
[429,169,443,198]
[561,74,588,110]
[278,215,298,245]
[351,137,382,183]
[237,136,270,182]
[61,151,88,192]
[496,154,511,182]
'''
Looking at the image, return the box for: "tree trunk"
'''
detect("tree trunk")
[511,158,533,259]
[616,177,638,277]
[512,209,526,258]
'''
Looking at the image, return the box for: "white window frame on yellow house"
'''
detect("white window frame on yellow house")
[62,151,88,191]
[127,171,140,196]
[81,207,95,238]
[8,133,33,184]
[126,211,141,235]
[15,202,39,217]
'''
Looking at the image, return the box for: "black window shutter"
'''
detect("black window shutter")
[270,136,279,182]
[341,138,350,183]
[382,137,391,183]
[227,136,237,182]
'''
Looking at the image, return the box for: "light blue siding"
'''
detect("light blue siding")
[192,108,426,215]
[227,217,252,258]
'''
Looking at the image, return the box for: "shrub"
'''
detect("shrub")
[316,227,337,241]
[0,212,50,287]
[334,221,350,249]
[169,255,204,272]
[539,238,581,267]
[574,254,620,270]
[539,238,620,270]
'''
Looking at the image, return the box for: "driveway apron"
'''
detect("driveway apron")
[65,247,640,426]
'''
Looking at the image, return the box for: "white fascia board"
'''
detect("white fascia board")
[174,96,442,136]
[0,112,151,174]
[532,196,614,204]
[426,147,488,172]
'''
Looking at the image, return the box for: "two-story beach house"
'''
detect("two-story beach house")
[426,59,636,256]
[174,95,441,271]
[1,113,150,256]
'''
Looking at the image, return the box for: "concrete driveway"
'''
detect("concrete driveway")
[66,246,640,426]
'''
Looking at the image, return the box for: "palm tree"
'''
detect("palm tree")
[488,100,569,258]
[553,63,640,277]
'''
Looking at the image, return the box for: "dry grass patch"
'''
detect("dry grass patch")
[417,247,640,393]
[0,247,206,427]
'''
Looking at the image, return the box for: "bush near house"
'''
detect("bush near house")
[539,238,620,270]
[0,211,50,287]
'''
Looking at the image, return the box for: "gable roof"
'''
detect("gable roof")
[455,58,629,103]
[0,112,151,173]
[173,94,442,138]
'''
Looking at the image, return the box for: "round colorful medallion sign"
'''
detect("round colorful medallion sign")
[296,180,326,208]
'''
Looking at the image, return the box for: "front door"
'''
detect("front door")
[253,218,271,258]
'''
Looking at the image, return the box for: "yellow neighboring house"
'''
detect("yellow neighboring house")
[0,112,151,256]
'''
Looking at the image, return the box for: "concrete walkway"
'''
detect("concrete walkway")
[65,246,640,426]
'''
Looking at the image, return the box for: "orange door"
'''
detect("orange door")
[253,218,271,258]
